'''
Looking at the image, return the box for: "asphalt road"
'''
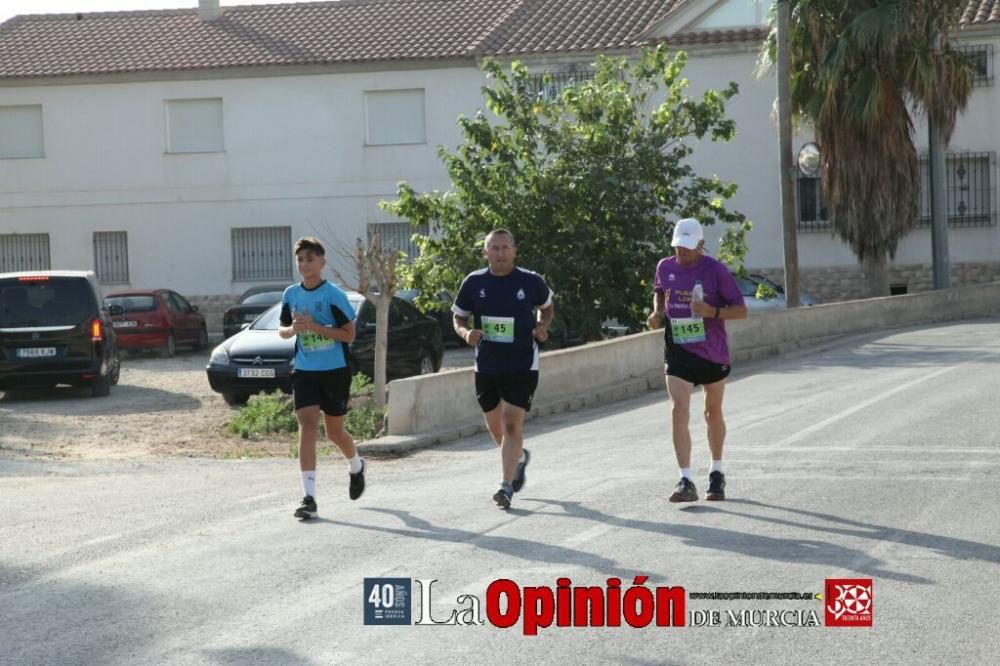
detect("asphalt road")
[2,318,999,665]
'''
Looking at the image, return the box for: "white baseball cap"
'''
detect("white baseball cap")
[671,218,704,250]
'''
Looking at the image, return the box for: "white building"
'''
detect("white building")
[1,0,997,327]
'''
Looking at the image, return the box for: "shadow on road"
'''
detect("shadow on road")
[723,498,1000,564]
[527,498,933,584]
[321,507,633,578]
[202,647,318,666]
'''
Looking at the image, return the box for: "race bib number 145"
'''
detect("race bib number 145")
[671,317,706,345]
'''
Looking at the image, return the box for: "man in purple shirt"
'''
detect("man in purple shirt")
[647,218,748,503]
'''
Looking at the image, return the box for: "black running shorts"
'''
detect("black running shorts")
[292,367,352,415]
[664,343,731,387]
[475,371,539,412]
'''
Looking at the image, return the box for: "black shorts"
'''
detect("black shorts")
[292,367,352,415]
[475,371,539,412]
[664,344,731,386]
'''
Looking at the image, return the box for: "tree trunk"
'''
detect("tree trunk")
[373,294,391,408]
[861,254,890,298]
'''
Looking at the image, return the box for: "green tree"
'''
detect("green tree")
[382,46,750,343]
[764,0,972,296]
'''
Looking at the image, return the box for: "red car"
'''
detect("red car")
[104,289,208,357]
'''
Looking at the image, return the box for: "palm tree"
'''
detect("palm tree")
[763,0,972,296]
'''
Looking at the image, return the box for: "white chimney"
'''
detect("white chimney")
[199,0,222,21]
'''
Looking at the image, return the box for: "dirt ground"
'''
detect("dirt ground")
[0,347,475,460]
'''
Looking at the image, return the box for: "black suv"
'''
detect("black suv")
[0,270,122,397]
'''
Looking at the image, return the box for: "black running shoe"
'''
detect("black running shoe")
[669,478,698,503]
[294,495,318,519]
[512,448,531,493]
[349,459,366,500]
[706,471,726,501]
[493,485,512,509]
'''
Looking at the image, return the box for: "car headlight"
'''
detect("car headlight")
[209,346,230,365]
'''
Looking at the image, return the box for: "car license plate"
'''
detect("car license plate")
[113,320,138,328]
[17,347,57,358]
[238,367,275,379]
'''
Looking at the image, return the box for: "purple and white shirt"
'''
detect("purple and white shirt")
[654,254,744,365]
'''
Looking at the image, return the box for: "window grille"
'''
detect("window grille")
[232,227,292,280]
[93,231,129,283]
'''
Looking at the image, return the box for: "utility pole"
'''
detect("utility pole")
[777,0,800,306]
[928,33,951,289]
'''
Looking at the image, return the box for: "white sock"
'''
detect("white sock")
[301,471,316,498]
[679,468,692,481]
[710,460,724,474]
[348,455,363,474]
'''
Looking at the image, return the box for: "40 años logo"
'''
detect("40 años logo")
[364,576,686,634]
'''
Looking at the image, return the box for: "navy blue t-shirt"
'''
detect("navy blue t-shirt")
[452,267,553,374]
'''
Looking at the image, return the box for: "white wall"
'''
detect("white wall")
[2,34,998,295]
[0,65,487,295]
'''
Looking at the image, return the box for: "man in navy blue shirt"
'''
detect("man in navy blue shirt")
[278,237,366,520]
[452,229,554,509]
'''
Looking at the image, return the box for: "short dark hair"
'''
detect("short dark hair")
[484,228,515,247]
[293,236,325,256]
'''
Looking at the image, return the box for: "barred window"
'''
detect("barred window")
[955,44,993,88]
[918,152,996,228]
[528,70,596,102]
[93,232,129,283]
[367,222,429,262]
[0,233,50,271]
[232,227,292,281]
[796,176,830,232]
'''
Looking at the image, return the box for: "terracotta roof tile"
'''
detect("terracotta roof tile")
[0,0,995,80]
[960,0,1000,25]
[0,0,686,78]
[666,27,769,46]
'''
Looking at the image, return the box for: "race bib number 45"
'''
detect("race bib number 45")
[671,317,706,345]
[481,316,515,343]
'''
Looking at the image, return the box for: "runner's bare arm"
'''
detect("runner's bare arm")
[647,290,665,330]
[532,303,554,342]
[453,313,483,346]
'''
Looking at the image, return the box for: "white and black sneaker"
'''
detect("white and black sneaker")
[349,459,366,500]
[294,495,318,520]
[493,484,513,509]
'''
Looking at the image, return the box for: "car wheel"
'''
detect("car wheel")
[91,372,112,397]
[418,349,436,375]
[195,325,209,351]
[160,333,176,358]
[223,392,250,406]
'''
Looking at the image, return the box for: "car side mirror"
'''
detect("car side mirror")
[191,305,199,312]
[241,322,251,331]
[107,304,124,316]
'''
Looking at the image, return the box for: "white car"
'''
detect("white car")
[734,273,822,312]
